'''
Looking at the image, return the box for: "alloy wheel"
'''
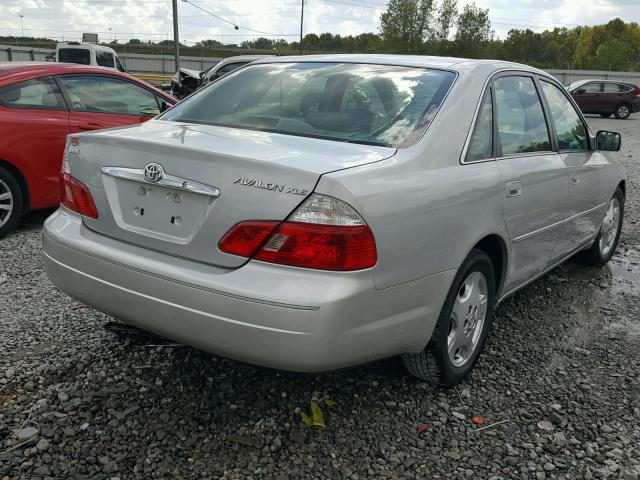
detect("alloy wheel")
[598,197,621,257]
[617,105,630,118]
[448,271,488,367]
[0,178,14,228]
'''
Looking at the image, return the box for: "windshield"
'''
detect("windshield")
[161,62,456,148]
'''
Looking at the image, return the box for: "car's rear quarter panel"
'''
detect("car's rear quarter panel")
[316,65,509,292]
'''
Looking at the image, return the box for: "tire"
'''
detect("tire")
[579,188,624,267]
[0,166,23,239]
[600,113,612,118]
[614,103,631,120]
[402,249,496,386]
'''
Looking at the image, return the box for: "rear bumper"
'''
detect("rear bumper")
[42,208,454,372]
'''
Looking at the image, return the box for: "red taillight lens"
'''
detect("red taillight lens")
[254,222,376,271]
[60,173,98,219]
[218,220,279,257]
[219,194,377,271]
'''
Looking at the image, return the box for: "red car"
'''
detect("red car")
[568,79,640,119]
[0,62,176,237]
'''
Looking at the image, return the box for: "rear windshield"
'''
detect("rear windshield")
[161,62,456,148]
[58,48,90,65]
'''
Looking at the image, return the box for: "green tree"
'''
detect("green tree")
[594,39,629,70]
[379,0,435,53]
[454,3,493,58]
[433,0,457,54]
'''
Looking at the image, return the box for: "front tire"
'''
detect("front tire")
[0,166,23,239]
[403,249,496,386]
[614,103,631,119]
[579,188,624,266]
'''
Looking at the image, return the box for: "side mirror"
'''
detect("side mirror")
[160,101,171,112]
[596,130,621,151]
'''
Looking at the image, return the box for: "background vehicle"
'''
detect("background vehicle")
[568,79,640,119]
[169,55,272,99]
[0,62,176,237]
[56,42,126,72]
[43,56,625,386]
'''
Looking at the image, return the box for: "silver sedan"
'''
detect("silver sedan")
[43,55,625,386]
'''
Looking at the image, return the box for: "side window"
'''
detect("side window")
[465,88,493,162]
[540,81,589,151]
[0,77,66,110]
[96,51,115,69]
[115,56,126,73]
[582,82,602,93]
[59,75,160,116]
[493,76,551,155]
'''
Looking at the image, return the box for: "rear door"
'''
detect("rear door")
[493,74,570,292]
[539,79,608,248]
[0,76,70,209]
[57,74,167,132]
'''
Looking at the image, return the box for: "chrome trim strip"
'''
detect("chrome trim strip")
[102,166,220,198]
[512,202,606,243]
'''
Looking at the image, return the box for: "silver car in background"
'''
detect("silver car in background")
[43,55,625,386]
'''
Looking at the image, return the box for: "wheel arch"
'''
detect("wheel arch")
[618,180,626,197]
[0,159,29,213]
[472,234,508,297]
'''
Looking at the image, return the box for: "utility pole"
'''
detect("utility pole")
[172,0,181,70]
[18,14,24,37]
[299,0,304,55]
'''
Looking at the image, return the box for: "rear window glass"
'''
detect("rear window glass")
[0,77,66,110]
[58,48,91,65]
[161,62,456,148]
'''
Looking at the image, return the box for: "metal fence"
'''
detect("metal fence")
[546,69,640,86]
[2,45,640,80]
[0,44,221,74]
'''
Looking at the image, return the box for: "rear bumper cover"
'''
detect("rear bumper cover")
[42,208,454,372]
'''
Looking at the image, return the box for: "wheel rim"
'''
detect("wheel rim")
[0,178,14,228]
[618,105,629,118]
[598,197,621,257]
[448,271,488,368]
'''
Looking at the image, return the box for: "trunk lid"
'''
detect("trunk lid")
[69,120,395,268]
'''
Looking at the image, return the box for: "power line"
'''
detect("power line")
[181,0,296,36]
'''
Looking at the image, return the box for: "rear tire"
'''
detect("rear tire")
[0,166,23,239]
[579,188,624,267]
[614,103,631,119]
[402,249,496,386]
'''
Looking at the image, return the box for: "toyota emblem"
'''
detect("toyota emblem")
[144,163,164,183]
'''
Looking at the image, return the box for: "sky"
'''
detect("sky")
[0,0,638,46]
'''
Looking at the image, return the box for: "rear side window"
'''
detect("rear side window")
[213,62,247,78]
[493,76,551,156]
[465,88,493,162]
[540,81,588,151]
[0,77,66,110]
[96,50,115,68]
[58,48,90,65]
[59,75,160,116]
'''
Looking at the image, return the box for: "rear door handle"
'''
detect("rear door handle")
[506,181,522,198]
[571,176,580,185]
[77,123,104,131]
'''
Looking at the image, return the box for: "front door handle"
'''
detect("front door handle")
[506,181,522,198]
[77,123,104,131]
[571,176,580,185]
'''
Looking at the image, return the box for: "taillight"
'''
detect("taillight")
[219,194,377,271]
[60,173,98,219]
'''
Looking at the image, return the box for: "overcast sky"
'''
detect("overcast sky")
[0,0,638,46]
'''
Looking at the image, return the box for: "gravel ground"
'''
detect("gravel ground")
[1,116,639,480]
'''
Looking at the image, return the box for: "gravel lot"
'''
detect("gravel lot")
[1,116,639,480]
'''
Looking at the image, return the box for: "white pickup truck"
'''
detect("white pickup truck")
[56,42,126,72]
